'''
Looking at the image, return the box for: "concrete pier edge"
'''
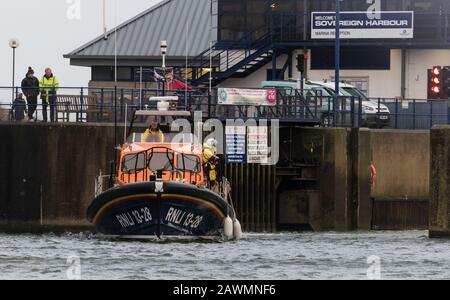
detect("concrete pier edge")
[429,125,450,238]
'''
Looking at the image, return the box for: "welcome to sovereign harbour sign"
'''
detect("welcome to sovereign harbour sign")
[311,11,414,39]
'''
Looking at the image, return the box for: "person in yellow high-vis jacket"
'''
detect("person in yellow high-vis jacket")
[142,121,165,143]
[39,68,59,122]
[203,139,219,189]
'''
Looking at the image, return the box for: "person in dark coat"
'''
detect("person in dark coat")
[11,93,27,121]
[21,67,40,121]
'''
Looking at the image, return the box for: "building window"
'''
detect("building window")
[267,68,284,80]
[220,0,244,13]
[92,66,113,81]
[383,0,404,10]
[217,0,450,45]
[331,76,370,96]
[134,68,156,82]
[220,15,247,41]
[408,0,442,11]
[117,67,133,81]
[311,47,391,70]
[92,67,134,82]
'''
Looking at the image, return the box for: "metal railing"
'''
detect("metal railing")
[1,86,208,123]
[1,86,449,129]
[0,86,320,124]
[188,25,272,86]
[369,98,450,130]
[309,96,450,129]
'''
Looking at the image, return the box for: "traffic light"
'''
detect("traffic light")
[296,53,307,73]
[428,66,444,99]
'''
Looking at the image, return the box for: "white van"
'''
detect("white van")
[309,81,391,128]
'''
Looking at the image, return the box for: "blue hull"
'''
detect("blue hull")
[87,181,235,238]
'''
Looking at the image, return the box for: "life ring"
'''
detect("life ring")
[370,164,377,187]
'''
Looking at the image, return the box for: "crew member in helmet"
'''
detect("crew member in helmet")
[202,138,219,189]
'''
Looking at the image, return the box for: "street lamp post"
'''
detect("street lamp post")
[9,38,20,103]
[161,40,167,68]
[161,40,167,95]
[334,0,341,127]
[114,0,118,151]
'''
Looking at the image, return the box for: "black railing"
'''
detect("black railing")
[2,86,449,129]
[188,25,272,85]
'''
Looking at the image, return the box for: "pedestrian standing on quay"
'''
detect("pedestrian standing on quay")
[39,68,59,122]
[21,67,40,121]
[11,93,27,122]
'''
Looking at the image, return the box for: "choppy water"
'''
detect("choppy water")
[0,231,449,280]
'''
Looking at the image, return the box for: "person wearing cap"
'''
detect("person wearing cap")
[39,68,59,122]
[21,67,40,121]
[11,93,27,122]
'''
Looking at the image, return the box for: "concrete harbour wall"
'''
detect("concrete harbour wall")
[0,123,433,233]
[277,127,431,231]
[429,126,450,238]
[370,130,430,200]
[0,123,122,232]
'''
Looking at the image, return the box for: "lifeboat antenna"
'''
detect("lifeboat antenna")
[209,0,213,93]
[113,0,119,170]
[102,0,107,39]
[185,19,189,109]
[160,39,168,96]
[124,104,128,143]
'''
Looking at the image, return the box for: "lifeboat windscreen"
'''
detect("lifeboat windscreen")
[147,151,175,171]
[121,152,146,172]
[177,154,201,173]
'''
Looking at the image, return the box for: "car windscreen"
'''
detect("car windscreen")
[121,153,146,172]
[147,152,174,171]
[343,87,368,100]
[177,154,201,173]
[311,87,333,97]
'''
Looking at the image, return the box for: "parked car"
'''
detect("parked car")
[260,80,354,127]
[309,81,391,128]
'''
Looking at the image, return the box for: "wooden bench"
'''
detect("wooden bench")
[56,95,106,122]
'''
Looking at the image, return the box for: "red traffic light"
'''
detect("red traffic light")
[433,67,441,76]
[431,86,441,94]
[428,66,445,99]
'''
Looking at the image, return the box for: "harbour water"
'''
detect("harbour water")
[0,231,449,280]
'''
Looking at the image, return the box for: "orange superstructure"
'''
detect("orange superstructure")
[116,142,205,187]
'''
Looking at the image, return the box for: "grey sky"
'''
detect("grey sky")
[0,0,160,94]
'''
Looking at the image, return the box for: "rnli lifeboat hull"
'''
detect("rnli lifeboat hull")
[87,182,235,238]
